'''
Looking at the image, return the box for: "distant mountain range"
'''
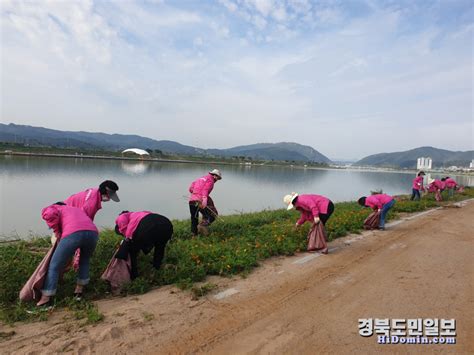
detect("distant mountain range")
[355,146,473,168]
[0,123,331,163]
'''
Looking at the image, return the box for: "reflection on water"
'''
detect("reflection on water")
[121,161,150,175]
[0,156,472,238]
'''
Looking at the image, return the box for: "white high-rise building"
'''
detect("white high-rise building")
[470,160,474,169]
[417,157,432,170]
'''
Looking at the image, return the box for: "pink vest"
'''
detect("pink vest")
[432,180,446,190]
[412,176,424,190]
[294,194,330,225]
[365,194,393,209]
[64,188,102,221]
[115,211,152,239]
[41,205,98,238]
[188,174,215,208]
[445,178,457,188]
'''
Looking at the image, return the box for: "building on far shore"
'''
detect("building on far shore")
[417,157,432,170]
[122,148,150,160]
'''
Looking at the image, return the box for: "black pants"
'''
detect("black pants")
[189,200,216,235]
[319,201,335,225]
[129,214,173,279]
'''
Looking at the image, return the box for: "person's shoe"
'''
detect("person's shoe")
[33,297,54,312]
[378,227,385,231]
[197,225,209,236]
[27,301,54,313]
[38,300,54,310]
[36,295,51,307]
[74,285,84,301]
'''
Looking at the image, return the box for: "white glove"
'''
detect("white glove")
[51,232,57,245]
[314,217,320,224]
[377,209,381,212]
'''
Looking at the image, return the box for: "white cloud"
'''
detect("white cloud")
[210,22,230,38]
[1,0,472,158]
[272,5,287,22]
[193,36,204,46]
[314,8,343,25]
[252,15,267,30]
[219,0,238,13]
[250,0,275,17]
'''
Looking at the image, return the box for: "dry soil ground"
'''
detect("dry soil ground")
[1,201,473,354]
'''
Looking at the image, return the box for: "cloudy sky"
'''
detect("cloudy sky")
[1,0,473,159]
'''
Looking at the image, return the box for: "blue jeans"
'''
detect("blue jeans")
[380,199,396,228]
[448,188,454,198]
[410,188,421,201]
[42,230,98,296]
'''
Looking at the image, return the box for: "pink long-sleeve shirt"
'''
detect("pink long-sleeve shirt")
[293,194,331,225]
[41,205,98,239]
[365,194,394,210]
[431,180,446,191]
[445,178,457,189]
[412,176,424,190]
[188,174,215,209]
[115,211,152,239]
[64,188,102,221]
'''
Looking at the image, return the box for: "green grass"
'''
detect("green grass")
[1,188,473,323]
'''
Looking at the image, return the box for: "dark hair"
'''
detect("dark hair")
[119,210,129,215]
[445,176,450,179]
[441,178,446,181]
[54,201,66,205]
[358,197,367,207]
[292,196,299,204]
[99,180,119,195]
[418,171,425,176]
[114,224,123,236]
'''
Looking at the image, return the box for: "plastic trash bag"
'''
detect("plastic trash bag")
[364,211,380,230]
[101,250,131,294]
[20,242,58,302]
[307,223,328,254]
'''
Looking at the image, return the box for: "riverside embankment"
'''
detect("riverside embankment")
[1,189,472,324]
[1,193,473,354]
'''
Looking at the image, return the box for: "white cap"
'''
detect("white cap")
[209,169,222,180]
[283,192,298,210]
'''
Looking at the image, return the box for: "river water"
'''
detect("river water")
[1,155,472,239]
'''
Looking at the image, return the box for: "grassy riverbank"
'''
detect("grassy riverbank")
[1,189,473,324]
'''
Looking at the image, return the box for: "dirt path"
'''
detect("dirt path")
[1,202,473,354]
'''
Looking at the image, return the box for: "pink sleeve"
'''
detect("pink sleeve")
[296,212,305,225]
[64,190,99,220]
[374,197,383,209]
[41,205,61,234]
[365,197,380,210]
[296,196,319,219]
[309,202,320,218]
[188,181,195,193]
[115,214,129,237]
[82,198,98,220]
[296,210,311,225]
[200,180,213,208]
